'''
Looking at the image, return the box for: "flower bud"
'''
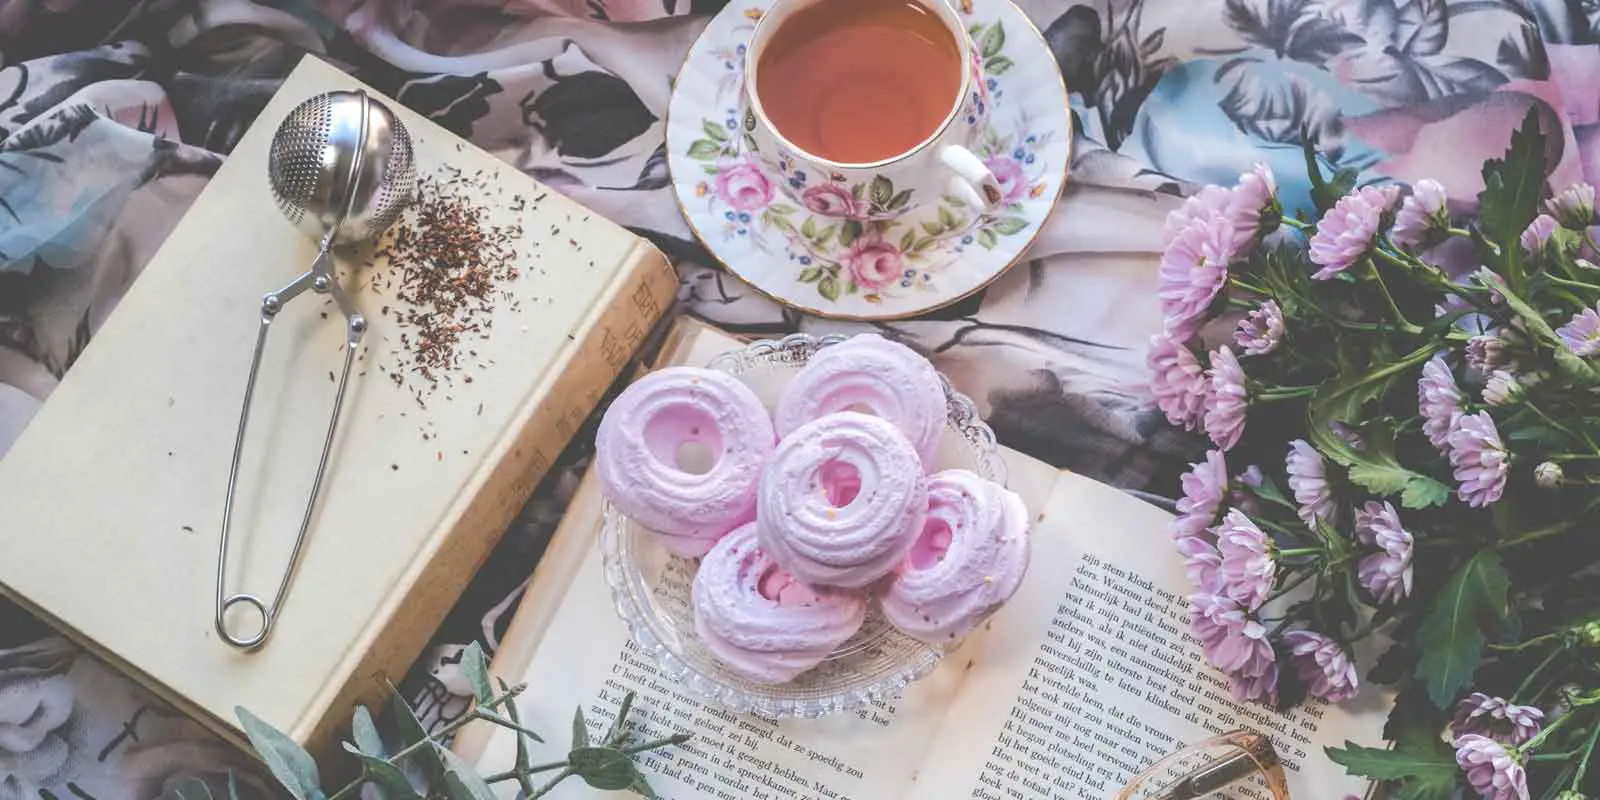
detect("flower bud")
[1482,370,1523,406]
[1555,791,1588,800]
[1548,182,1597,229]
[1535,461,1564,489]
[1576,619,1600,647]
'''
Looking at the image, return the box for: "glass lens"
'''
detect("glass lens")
[1117,731,1288,800]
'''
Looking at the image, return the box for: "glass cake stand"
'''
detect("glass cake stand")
[599,333,1007,718]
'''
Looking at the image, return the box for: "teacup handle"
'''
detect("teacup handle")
[940,146,1004,211]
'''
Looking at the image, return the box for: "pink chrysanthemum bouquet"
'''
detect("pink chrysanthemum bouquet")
[1148,110,1600,799]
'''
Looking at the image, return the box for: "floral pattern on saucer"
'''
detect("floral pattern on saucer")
[669,2,1070,318]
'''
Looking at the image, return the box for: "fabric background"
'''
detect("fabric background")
[0,0,1594,795]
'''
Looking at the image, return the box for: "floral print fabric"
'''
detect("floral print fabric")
[2,0,1598,794]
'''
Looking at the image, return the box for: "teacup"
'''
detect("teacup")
[741,0,1003,221]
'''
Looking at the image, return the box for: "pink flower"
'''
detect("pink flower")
[1467,332,1513,372]
[1216,510,1274,610]
[1165,185,1233,238]
[1355,501,1413,604]
[1204,346,1248,451]
[1282,629,1360,703]
[800,183,864,218]
[1234,300,1284,356]
[1454,735,1529,800]
[1147,334,1208,431]
[1419,353,1463,451]
[1229,661,1279,706]
[1448,411,1510,507]
[985,156,1029,205]
[1228,163,1278,242]
[1390,179,1448,247]
[1557,303,1600,356]
[1160,214,1238,339]
[1286,439,1336,528]
[1483,370,1523,406]
[1176,536,1222,593]
[714,159,774,212]
[1451,693,1545,746]
[1175,450,1228,541]
[1547,182,1596,228]
[841,231,904,289]
[1519,213,1558,254]
[1189,594,1273,674]
[1232,465,1265,517]
[1308,185,1398,279]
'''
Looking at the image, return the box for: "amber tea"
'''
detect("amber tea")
[754,0,963,164]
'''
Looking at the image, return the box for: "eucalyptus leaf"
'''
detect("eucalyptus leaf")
[572,706,590,748]
[458,643,494,704]
[440,750,496,800]
[570,746,638,791]
[631,774,662,799]
[388,691,444,782]
[236,707,324,800]
[605,691,636,745]
[1413,552,1511,707]
[351,705,385,757]
[170,777,215,800]
[341,743,421,800]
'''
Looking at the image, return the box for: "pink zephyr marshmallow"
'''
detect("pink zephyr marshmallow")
[775,333,945,465]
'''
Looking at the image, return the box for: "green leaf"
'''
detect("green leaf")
[388,690,444,782]
[840,220,863,247]
[1478,270,1600,386]
[921,221,945,236]
[604,691,636,746]
[899,229,917,252]
[870,175,894,207]
[818,276,841,301]
[815,223,837,246]
[768,203,798,215]
[888,189,914,210]
[802,216,818,239]
[846,280,859,294]
[980,22,1005,59]
[572,707,590,748]
[1414,551,1512,707]
[1324,742,1458,781]
[985,55,1015,75]
[977,228,998,249]
[702,165,720,176]
[459,643,493,704]
[631,775,662,800]
[342,743,421,800]
[1348,461,1452,509]
[797,267,824,283]
[236,707,324,800]
[702,120,728,142]
[1478,107,1547,245]
[570,747,637,791]
[687,140,720,160]
[943,193,969,209]
[852,182,865,200]
[938,205,960,230]
[1393,772,1461,800]
[440,749,496,800]
[351,705,384,757]
[170,778,215,800]
[992,217,1029,236]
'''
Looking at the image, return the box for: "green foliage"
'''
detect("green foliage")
[1414,552,1512,707]
[1477,108,1547,246]
[203,644,685,800]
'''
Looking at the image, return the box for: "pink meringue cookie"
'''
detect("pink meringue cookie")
[693,523,866,684]
[880,469,1031,644]
[775,333,945,465]
[757,411,927,588]
[596,366,775,556]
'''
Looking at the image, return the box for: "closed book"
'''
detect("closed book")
[0,55,677,758]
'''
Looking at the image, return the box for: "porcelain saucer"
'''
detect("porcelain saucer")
[666,0,1071,320]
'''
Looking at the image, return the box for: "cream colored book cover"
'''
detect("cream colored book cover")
[0,54,676,755]
[462,320,1389,798]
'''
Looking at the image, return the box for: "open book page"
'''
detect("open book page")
[472,472,978,799]
[910,470,1390,798]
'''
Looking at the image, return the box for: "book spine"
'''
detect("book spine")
[296,242,678,756]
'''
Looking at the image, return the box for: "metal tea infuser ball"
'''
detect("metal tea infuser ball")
[215,90,416,651]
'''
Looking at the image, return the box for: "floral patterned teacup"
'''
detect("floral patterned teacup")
[742,0,1004,222]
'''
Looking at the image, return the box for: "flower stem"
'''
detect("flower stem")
[1255,386,1317,401]
[1229,277,1272,296]
[529,767,575,799]
[1262,568,1318,606]
[1280,217,1312,232]
[1447,226,1473,238]
[1499,520,1578,549]
[1511,644,1564,705]
[1367,253,1426,334]
[1572,718,1600,789]
[1277,547,1322,558]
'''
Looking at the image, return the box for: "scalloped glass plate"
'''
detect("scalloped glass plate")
[600,333,1007,717]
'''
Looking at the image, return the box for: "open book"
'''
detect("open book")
[456,319,1388,798]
